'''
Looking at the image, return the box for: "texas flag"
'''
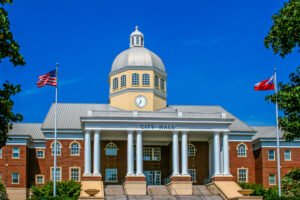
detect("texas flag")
[254,75,275,91]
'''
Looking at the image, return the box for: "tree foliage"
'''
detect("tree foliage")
[282,168,300,197]
[30,181,81,200]
[264,0,300,57]
[0,0,25,148]
[0,180,8,200]
[265,67,300,141]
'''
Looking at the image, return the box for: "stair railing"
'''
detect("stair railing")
[149,187,155,200]
[196,187,207,200]
[121,178,129,200]
[174,189,181,200]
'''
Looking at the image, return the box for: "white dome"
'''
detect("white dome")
[111,47,165,73]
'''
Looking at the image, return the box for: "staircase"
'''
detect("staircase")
[104,185,223,200]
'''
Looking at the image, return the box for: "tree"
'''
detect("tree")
[265,67,300,141]
[282,168,300,197]
[264,0,300,58]
[0,0,25,148]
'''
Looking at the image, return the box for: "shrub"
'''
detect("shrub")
[30,180,81,200]
[0,180,8,200]
[282,167,300,197]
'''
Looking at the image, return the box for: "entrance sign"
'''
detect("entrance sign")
[140,124,176,130]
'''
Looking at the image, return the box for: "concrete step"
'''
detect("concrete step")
[179,195,223,200]
[106,195,128,200]
[105,185,125,195]
[128,195,152,200]
[148,185,170,195]
[151,196,176,200]
[193,185,212,195]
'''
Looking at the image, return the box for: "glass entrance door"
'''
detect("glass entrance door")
[144,170,161,185]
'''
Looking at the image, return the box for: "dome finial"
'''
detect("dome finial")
[130,26,144,48]
[135,26,138,30]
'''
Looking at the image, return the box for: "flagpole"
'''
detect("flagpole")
[274,68,281,197]
[53,63,59,197]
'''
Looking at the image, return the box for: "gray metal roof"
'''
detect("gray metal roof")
[8,123,44,139]
[252,126,284,140]
[42,103,255,132]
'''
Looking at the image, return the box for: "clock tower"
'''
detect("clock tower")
[108,26,167,111]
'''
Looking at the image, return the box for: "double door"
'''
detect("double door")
[144,170,161,185]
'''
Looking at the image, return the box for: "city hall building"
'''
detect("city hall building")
[1,27,300,200]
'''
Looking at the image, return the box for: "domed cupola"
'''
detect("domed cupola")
[130,26,144,48]
[109,26,167,111]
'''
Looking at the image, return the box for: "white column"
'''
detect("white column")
[127,130,134,176]
[84,131,91,176]
[136,131,144,176]
[213,132,221,176]
[172,132,180,176]
[93,131,101,176]
[181,132,188,176]
[208,140,212,178]
[223,132,230,175]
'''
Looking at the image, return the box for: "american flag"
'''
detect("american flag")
[37,69,57,88]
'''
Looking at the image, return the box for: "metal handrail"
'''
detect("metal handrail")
[149,187,155,200]
[174,189,181,200]
[121,179,129,200]
[197,187,207,200]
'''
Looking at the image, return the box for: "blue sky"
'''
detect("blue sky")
[1,0,299,126]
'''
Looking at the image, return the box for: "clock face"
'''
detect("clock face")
[135,95,147,108]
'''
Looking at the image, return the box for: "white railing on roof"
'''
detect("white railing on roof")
[88,110,227,119]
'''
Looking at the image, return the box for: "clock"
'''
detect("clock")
[135,95,147,108]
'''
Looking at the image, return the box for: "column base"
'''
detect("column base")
[79,177,104,200]
[212,175,233,182]
[124,175,146,195]
[167,176,192,195]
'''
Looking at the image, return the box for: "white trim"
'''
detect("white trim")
[5,143,27,146]
[229,139,252,142]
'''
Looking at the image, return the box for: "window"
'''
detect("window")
[113,78,118,90]
[70,168,80,181]
[105,168,117,182]
[105,143,117,156]
[269,174,276,185]
[141,38,144,46]
[12,173,19,184]
[36,175,44,184]
[37,150,44,158]
[188,169,196,182]
[237,144,247,157]
[238,169,247,182]
[121,75,126,87]
[51,167,61,181]
[155,75,159,88]
[12,147,20,158]
[284,150,291,161]
[0,148,2,158]
[142,74,150,86]
[143,147,161,161]
[132,73,139,85]
[51,142,61,155]
[160,78,165,90]
[70,142,80,155]
[135,36,139,45]
[268,150,275,160]
[188,143,195,156]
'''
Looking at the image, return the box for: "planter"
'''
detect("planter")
[238,189,254,196]
[85,189,100,196]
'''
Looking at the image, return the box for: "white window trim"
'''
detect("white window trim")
[69,167,81,181]
[50,141,62,156]
[12,147,20,159]
[284,150,291,161]
[35,174,45,184]
[70,142,80,156]
[237,168,248,183]
[36,150,45,159]
[12,173,19,184]
[105,168,118,182]
[269,174,276,185]
[143,147,161,161]
[50,167,62,181]
[268,150,275,161]
[237,143,247,157]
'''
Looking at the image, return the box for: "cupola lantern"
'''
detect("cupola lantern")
[130,26,144,48]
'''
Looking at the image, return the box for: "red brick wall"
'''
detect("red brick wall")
[229,142,256,183]
[0,145,28,188]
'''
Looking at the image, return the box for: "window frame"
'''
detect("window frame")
[121,75,126,88]
[132,73,140,86]
[154,75,159,88]
[36,150,45,159]
[35,175,45,184]
[237,168,248,183]
[0,148,2,158]
[143,147,161,161]
[50,167,62,181]
[105,142,118,156]
[269,174,276,185]
[160,78,165,91]
[237,143,247,157]
[12,172,19,184]
[142,73,150,86]
[105,168,118,182]
[188,143,196,156]
[69,167,81,181]
[51,142,62,156]
[284,150,291,161]
[113,77,119,90]
[70,142,80,156]
[268,150,275,161]
[188,169,196,182]
[12,147,20,159]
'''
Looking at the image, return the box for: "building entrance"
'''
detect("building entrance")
[144,170,161,185]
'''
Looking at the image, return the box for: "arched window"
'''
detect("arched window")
[113,78,118,90]
[132,73,139,85]
[188,143,195,156]
[121,75,126,87]
[160,78,165,91]
[105,143,117,156]
[136,36,139,45]
[70,142,80,155]
[155,75,159,88]
[142,74,150,86]
[237,144,247,157]
[51,142,61,155]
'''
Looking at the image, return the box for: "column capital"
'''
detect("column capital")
[214,132,220,135]
[136,130,143,134]
[172,131,179,135]
[223,131,230,135]
[181,131,188,135]
[127,130,134,134]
